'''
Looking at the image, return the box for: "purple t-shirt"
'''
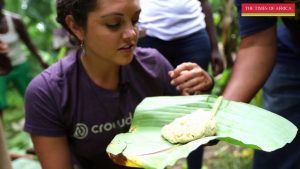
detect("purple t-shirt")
[24,47,178,169]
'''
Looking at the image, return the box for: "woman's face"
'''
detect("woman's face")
[81,0,140,66]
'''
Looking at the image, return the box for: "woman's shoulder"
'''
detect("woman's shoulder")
[134,47,160,57]
[134,47,172,68]
[130,47,174,79]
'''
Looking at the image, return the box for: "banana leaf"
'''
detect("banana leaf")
[106,95,297,169]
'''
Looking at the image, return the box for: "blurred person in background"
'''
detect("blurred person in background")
[0,0,48,118]
[138,0,224,168]
[138,0,224,75]
[52,27,78,59]
[223,0,300,169]
[0,40,11,75]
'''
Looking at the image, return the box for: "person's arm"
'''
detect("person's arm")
[200,0,224,75]
[0,40,9,54]
[12,17,48,68]
[31,135,73,169]
[222,25,277,102]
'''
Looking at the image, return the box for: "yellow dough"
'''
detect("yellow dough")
[161,109,216,144]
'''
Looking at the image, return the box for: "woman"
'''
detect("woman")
[24,0,213,169]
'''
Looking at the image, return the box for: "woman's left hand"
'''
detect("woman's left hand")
[169,62,213,96]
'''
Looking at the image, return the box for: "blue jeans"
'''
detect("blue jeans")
[253,61,300,169]
[138,29,211,69]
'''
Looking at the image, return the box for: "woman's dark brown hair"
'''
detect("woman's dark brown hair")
[56,0,98,37]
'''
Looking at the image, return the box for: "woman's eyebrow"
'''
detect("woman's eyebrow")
[101,9,141,18]
[101,12,123,18]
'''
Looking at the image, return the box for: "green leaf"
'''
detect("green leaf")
[106,95,297,169]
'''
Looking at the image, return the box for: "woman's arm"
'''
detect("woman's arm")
[31,135,73,169]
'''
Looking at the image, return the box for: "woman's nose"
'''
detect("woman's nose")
[122,28,137,40]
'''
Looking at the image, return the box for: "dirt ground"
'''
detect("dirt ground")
[168,142,253,169]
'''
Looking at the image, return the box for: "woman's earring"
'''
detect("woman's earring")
[80,41,84,49]
[80,40,86,54]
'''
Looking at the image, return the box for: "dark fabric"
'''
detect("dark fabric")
[259,62,300,169]
[0,54,12,76]
[138,29,211,70]
[186,146,204,169]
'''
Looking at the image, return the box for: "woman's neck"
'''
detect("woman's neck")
[80,54,120,91]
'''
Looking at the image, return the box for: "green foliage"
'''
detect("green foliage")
[203,144,253,169]
[211,68,232,96]
[5,0,57,51]
[4,0,60,75]
[3,87,32,153]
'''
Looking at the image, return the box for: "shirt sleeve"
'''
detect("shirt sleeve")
[133,47,180,96]
[235,0,277,37]
[24,73,66,136]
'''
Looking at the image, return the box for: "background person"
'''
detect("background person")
[0,0,48,118]
[223,0,300,169]
[138,0,224,76]
[52,27,78,59]
[0,40,11,75]
[24,0,214,169]
[137,1,224,168]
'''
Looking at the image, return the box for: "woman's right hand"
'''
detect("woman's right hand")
[169,62,213,95]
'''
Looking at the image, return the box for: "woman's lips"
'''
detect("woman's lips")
[118,45,135,52]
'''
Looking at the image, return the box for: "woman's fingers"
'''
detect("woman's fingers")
[169,62,213,95]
